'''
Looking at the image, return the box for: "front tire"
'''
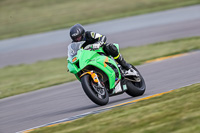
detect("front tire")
[126,66,146,97]
[81,74,109,106]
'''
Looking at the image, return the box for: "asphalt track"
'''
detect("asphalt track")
[0,5,200,133]
[0,5,200,68]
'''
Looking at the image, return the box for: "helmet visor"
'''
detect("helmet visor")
[74,35,82,42]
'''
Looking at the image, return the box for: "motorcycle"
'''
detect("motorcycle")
[67,41,146,106]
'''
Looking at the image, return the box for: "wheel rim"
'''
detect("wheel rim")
[91,81,106,99]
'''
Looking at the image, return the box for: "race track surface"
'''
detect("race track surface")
[0,5,200,133]
[0,5,200,68]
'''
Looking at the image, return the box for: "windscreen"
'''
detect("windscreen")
[67,41,85,59]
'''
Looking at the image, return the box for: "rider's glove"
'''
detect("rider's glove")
[92,43,101,49]
[92,41,104,49]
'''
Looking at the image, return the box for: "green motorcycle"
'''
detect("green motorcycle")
[67,41,146,106]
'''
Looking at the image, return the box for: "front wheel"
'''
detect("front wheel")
[126,66,146,97]
[81,74,109,106]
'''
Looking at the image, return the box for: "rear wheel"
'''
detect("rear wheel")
[126,66,146,97]
[81,74,109,106]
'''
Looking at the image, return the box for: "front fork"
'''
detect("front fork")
[80,71,104,88]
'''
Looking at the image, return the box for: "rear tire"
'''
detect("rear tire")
[81,74,109,106]
[126,66,146,97]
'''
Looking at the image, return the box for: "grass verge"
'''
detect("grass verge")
[30,83,200,133]
[0,37,200,99]
[1,0,200,40]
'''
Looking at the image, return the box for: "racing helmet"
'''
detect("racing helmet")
[70,24,85,42]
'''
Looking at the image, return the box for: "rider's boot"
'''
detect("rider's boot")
[114,54,139,77]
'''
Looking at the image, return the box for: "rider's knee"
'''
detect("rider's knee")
[103,43,119,57]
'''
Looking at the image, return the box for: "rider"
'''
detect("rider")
[69,23,136,76]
